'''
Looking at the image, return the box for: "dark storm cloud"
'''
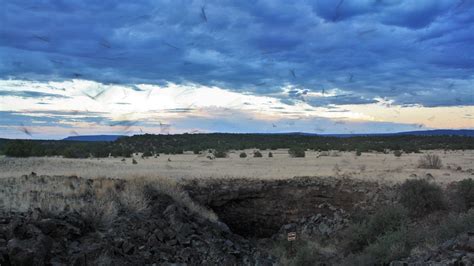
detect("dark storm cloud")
[0,0,473,107]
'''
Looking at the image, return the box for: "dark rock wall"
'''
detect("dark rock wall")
[185,177,392,238]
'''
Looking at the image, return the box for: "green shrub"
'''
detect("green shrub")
[399,179,445,216]
[348,210,474,265]
[455,178,474,210]
[213,150,228,158]
[355,150,362,156]
[345,205,408,252]
[270,239,322,266]
[239,152,247,158]
[418,154,442,169]
[394,150,402,157]
[288,147,305,158]
[291,243,321,266]
[434,209,474,242]
[360,227,412,264]
[132,159,138,164]
[253,150,263,157]
[142,150,153,158]
[268,152,273,157]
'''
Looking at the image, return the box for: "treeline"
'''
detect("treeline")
[1,139,133,158]
[113,133,474,154]
[1,133,473,158]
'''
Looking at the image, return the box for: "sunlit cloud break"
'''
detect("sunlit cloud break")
[0,79,472,139]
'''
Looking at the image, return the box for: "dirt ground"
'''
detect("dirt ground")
[0,149,473,184]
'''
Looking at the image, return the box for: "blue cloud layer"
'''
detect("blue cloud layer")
[1,0,473,107]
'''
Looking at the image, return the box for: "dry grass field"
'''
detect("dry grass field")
[1,149,473,184]
[0,149,474,183]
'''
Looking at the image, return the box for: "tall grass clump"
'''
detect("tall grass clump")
[118,180,150,214]
[417,154,442,169]
[82,195,119,230]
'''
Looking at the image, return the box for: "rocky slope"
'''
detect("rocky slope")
[0,189,275,265]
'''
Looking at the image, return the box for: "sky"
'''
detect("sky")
[0,0,473,139]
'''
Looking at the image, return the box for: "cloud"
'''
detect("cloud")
[0,0,473,138]
[0,90,69,99]
[307,94,378,106]
[0,110,108,127]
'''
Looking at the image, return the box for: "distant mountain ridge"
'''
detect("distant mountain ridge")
[63,135,124,142]
[61,129,474,142]
[392,129,474,137]
[318,129,474,137]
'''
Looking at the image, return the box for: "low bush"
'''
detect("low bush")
[270,239,322,266]
[347,209,474,265]
[418,154,442,169]
[433,209,474,242]
[239,152,247,158]
[142,150,153,158]
[399,178,445,216]
[344,205,408,252]
[455,178,474,210]
[268,152,273,158]
[357,227,411,265]
[394,150,402,157]
[291,242,322,266]
[288,147,305,158]
[213,150,228,158]
[355,150,362,156]
[253,150,263,157]
[319,151,330,156]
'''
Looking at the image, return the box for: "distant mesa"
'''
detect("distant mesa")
[63,135,124,142]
